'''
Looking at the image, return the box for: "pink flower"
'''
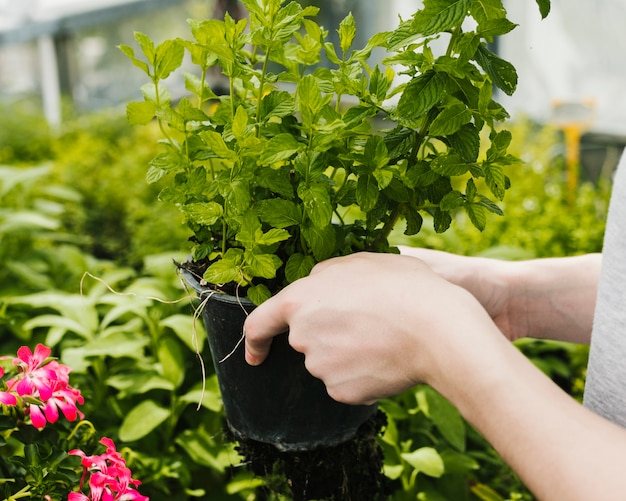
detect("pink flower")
[1,344,84,429]
[69,438,149,501]
[13,344,57,400]
[0,366,17,406]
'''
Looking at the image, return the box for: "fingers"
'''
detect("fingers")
[243,293,290,366]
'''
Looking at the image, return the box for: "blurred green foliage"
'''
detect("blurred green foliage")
[0,102,614,500]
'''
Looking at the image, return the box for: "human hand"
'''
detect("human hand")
[398,246,524,340]
[243,252,499,405]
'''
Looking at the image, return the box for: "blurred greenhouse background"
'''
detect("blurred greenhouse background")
[2,0,626,175]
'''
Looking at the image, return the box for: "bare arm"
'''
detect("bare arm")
[244,252,626,501]
[399,247,601,344]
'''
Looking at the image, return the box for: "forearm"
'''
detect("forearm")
[432,316,626,501]
[399,247,601,344]
[507,253,601,343]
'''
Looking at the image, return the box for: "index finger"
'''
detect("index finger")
[243,293,290,366]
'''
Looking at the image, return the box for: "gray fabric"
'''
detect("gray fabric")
[583,154,626,426]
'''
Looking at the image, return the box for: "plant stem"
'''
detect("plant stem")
[255,48,271,138]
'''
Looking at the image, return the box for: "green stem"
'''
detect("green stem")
[4,485,31,501]
[255,48,272,138]
[66,419,97,442]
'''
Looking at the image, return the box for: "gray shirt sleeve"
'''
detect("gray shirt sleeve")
[583,153,626,426]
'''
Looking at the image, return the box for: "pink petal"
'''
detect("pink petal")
[29,404,47,429]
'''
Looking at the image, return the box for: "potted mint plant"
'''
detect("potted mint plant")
[119,0,550,493]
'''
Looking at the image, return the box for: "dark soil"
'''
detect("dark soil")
[232,410,390,501]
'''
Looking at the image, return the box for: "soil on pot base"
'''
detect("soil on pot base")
[233,410,389,501]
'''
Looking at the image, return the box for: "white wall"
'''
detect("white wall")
[500,0,626,135]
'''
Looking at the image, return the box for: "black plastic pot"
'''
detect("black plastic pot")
[182,268,377,452]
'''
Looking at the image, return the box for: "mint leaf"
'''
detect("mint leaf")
[181,202,223,226]
[243,251,281,280]
[469,0,506,25]
[432,154,472,176]
[259,134,303,164]
[256,199,302,228]
[155,39,184,80]
[429,102,472,136]
[413,0,471,36]
[356,174,379,213]
[338,13,357,57]
[298,183,332,228]
[397,71,447,122]
[247,284,272,305]
[302,224,335,261]
[466,203,487,230]
[285,253,315,283]
[475,44,518,96]
[535,0,551,19]
[126,101,157,125]
[204,250,244,285]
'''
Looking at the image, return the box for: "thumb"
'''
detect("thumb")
[244,294,289,366]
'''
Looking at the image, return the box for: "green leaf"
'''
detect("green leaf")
[440,190,465,212]
[301,224,335,261]
[401,447,445,478]
[404,207,424,236]
[161,314,205,352]
[81,331,149,359]
[158,336,186,388]
[471,483,507,501]
[425,386,467,451]
[181,202,224,226]
[449,123,480,162]
[412,0,471,36]
[431,154,472,176]
[106,372,175,398]
[466,203,487,230]
[120,400,171,442]
[356,173,379,212]
[260,91,296,121]
[232,105,249,141]
[126,101,156,125]
[475,44,518,96]
[297,74,329,124]
[199,130,236,160]
[285,253,315,283]
[484,163,507,200]
[433,209,452,233]
[254,228,290,247]
[117,43,149,75]
[338,13,357,56]
[535,0,551,19]
[244,250,282,279]
[469,0,506,25]
[440,449,480,474]
[175,429,226,472]
[298,183,332,228]
[259,133,303,164]
[204,251,244,285]
[180,376,222,413]
[397,71,447,121]
[23,314,92,340]
[155,39,184,80]
[247,283,272,305]
[256,199,302,228]
[477,18,517,40]
[364,135,390,171]
[429,102,472,136]
[133,31,155,63]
